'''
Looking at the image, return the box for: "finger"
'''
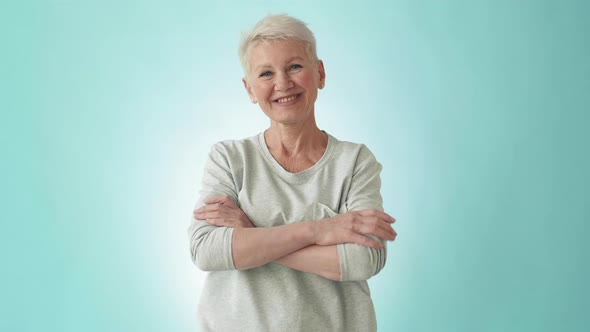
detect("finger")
[365,209,395,223]
[205,195,232,205]
[194,209,208,220]
[358,209,396,223]
[356,222,395,241]
[369,209,396,223]
[368,217,394,235]
[194,205,212,214]
[349,215,393,238]
[199,203,224,213]
[360,216,395,237]
[194,210,223,220]
[194,210,207,220]
[200,208,241,222]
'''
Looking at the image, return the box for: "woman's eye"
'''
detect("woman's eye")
[290,64,302,70]
[259,71,272,78]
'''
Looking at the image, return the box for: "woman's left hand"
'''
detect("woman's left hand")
[193,196,255,228]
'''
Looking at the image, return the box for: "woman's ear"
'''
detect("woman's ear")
[242,78,257,103]
[317,60,326,89]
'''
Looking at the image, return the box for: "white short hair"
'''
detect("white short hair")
[239,14,318,77]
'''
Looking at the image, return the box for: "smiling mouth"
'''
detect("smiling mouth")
[274,94,301,104]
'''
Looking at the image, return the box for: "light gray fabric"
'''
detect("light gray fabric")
[188,131,387,332]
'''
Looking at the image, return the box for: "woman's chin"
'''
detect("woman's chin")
[269,113,315,127]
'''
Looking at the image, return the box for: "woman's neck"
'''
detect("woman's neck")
[264,120,328,173]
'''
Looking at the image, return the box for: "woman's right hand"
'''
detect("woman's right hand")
[194,195,255,228]
[310,209,397,248]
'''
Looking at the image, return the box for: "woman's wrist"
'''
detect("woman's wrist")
[301,220,319,245]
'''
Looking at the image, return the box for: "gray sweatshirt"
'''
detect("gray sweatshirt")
[188,132,387,331]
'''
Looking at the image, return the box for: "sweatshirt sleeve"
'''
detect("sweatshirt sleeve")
[187,143,238,271]
[336,145,387,281]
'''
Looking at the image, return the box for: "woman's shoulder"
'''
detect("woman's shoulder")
[208,133,261,158]
[328,133,377,159]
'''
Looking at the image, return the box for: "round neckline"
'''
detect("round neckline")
[257,130,335,183]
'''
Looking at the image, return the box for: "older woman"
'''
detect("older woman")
[188,14,397,331]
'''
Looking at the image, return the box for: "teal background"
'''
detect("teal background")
[2,0,589,331]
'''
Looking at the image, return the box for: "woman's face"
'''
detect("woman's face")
[243,40,325,126]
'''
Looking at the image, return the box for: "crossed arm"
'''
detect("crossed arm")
[188,143,397,281]
[191,196,396,281]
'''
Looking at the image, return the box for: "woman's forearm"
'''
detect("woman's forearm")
[274,245,341,281]
[232,222,315,270]
[199,197,394,278]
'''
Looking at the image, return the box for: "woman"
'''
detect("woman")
[188,14,397,332]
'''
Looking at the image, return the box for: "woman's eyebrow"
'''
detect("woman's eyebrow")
[254,56,305,71]
[255,64,272,71]
[285,55,304,63]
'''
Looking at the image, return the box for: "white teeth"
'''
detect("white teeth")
[276,95,297,103]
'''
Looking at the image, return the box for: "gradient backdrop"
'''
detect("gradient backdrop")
[2,0,589,331]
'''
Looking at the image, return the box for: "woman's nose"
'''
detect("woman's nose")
[274,73,293,91]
